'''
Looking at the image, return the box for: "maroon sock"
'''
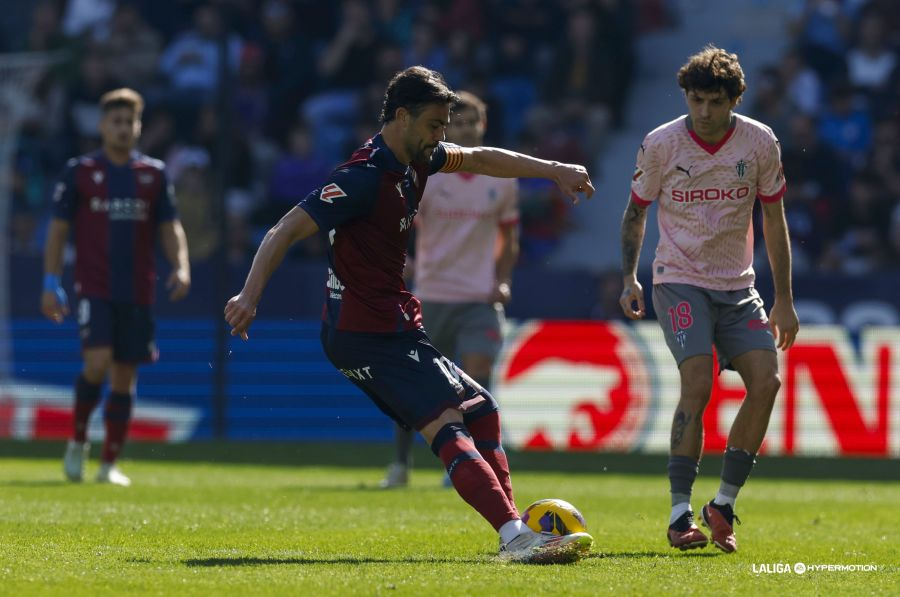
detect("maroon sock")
[430,423,518,531]
[102,392,132,463]
[73,375,102,442]
[467,410,517,516]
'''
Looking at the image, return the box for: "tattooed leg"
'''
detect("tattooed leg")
[670,355,714,459]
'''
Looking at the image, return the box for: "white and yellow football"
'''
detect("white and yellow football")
[521,498,588,536]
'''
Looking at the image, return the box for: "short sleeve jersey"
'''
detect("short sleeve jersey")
[299,133,464,333]
[630,114,786,290]
[52,150,178,304]
[414,173,519,303]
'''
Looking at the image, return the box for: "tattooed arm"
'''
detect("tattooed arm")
[619,199,649,319]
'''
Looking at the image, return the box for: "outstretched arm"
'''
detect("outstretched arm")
[761,200,799,350]
[457,147,594,204]
[224,206,320,340]
[619,200,649,320]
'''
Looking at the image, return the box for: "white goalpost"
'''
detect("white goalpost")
[0,51,66,380]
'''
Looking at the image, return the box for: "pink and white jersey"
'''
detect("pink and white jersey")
[630,113,786,290]
[414,172,519,302]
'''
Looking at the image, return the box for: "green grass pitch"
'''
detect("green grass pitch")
[0,442,896,596]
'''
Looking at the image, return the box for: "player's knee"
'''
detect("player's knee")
[463,391,499,426]
[419,408,464,445]
[82,357,111,383]
[749,372,781,402]
[428,421,471,456]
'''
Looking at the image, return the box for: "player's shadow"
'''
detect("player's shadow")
[181,555,487,567]
[589,550,720,559]
[0,479,70,487]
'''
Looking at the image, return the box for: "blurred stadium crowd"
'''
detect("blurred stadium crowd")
[3,0,899,273]
[750,0,900,274]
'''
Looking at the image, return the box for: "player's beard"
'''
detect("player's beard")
[414,142,437,165]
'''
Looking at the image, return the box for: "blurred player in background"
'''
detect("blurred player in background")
[225,66,594,563]
[380,91,519,489]
[42,89,191,486]
[618,46,799,553]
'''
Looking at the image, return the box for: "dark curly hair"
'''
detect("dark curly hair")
[677,45,746,100]
[380,66,459,123]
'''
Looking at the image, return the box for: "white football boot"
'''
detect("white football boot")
[499,529,593,564]
[63,440,90,482]
[96,462,132,486]
[379,463,409,488]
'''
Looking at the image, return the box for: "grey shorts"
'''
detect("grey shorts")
[419,301,504,361]
[651,283,776,371]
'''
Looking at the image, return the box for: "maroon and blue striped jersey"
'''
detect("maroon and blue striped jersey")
[299,133,464,333]
[52,150,178,305]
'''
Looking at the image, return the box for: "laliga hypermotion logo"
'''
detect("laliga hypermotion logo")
[495,321,655,451]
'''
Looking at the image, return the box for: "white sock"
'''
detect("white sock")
[714,491,736,508]
[499,519,526,544]
[669,502,691,525]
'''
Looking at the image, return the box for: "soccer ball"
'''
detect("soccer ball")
[521,498,588,536]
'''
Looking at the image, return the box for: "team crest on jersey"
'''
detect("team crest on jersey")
[138,173,155,185]
[92,170,104,185]
[632,167,644,182]
[735,159,747,180]
[320,183,347,203]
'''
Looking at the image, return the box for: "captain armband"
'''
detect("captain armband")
[440,147,465,173]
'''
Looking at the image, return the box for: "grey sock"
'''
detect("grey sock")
[716,447,756,502]
[668,455,699,506]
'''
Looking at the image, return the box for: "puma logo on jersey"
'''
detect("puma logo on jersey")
[675,164,694,177]
[320,183,347,203]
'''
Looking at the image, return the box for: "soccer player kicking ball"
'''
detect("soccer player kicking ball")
[618,46,799,553]
[42,88,191,486]
[380,90,520,490]
[225,66,594,563]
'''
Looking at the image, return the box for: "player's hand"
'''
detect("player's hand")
[768,298,799,351]
[224,292,257,341]
[552,163,595,204]
[490,281,512,305]
[40,289,69,324]
[166,268,191,302]
[619,277,645,320]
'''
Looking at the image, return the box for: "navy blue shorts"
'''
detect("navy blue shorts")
[320,325,488,431]
[76,297,158,363]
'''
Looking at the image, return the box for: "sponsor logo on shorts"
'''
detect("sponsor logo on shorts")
[406,349,420,362]
[340,366,374,381]
[747,319,770,331]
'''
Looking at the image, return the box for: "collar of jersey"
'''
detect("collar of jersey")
[94,149,140,168]
[372,133,409,173]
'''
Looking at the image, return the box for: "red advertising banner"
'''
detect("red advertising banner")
[494,322,899,458]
